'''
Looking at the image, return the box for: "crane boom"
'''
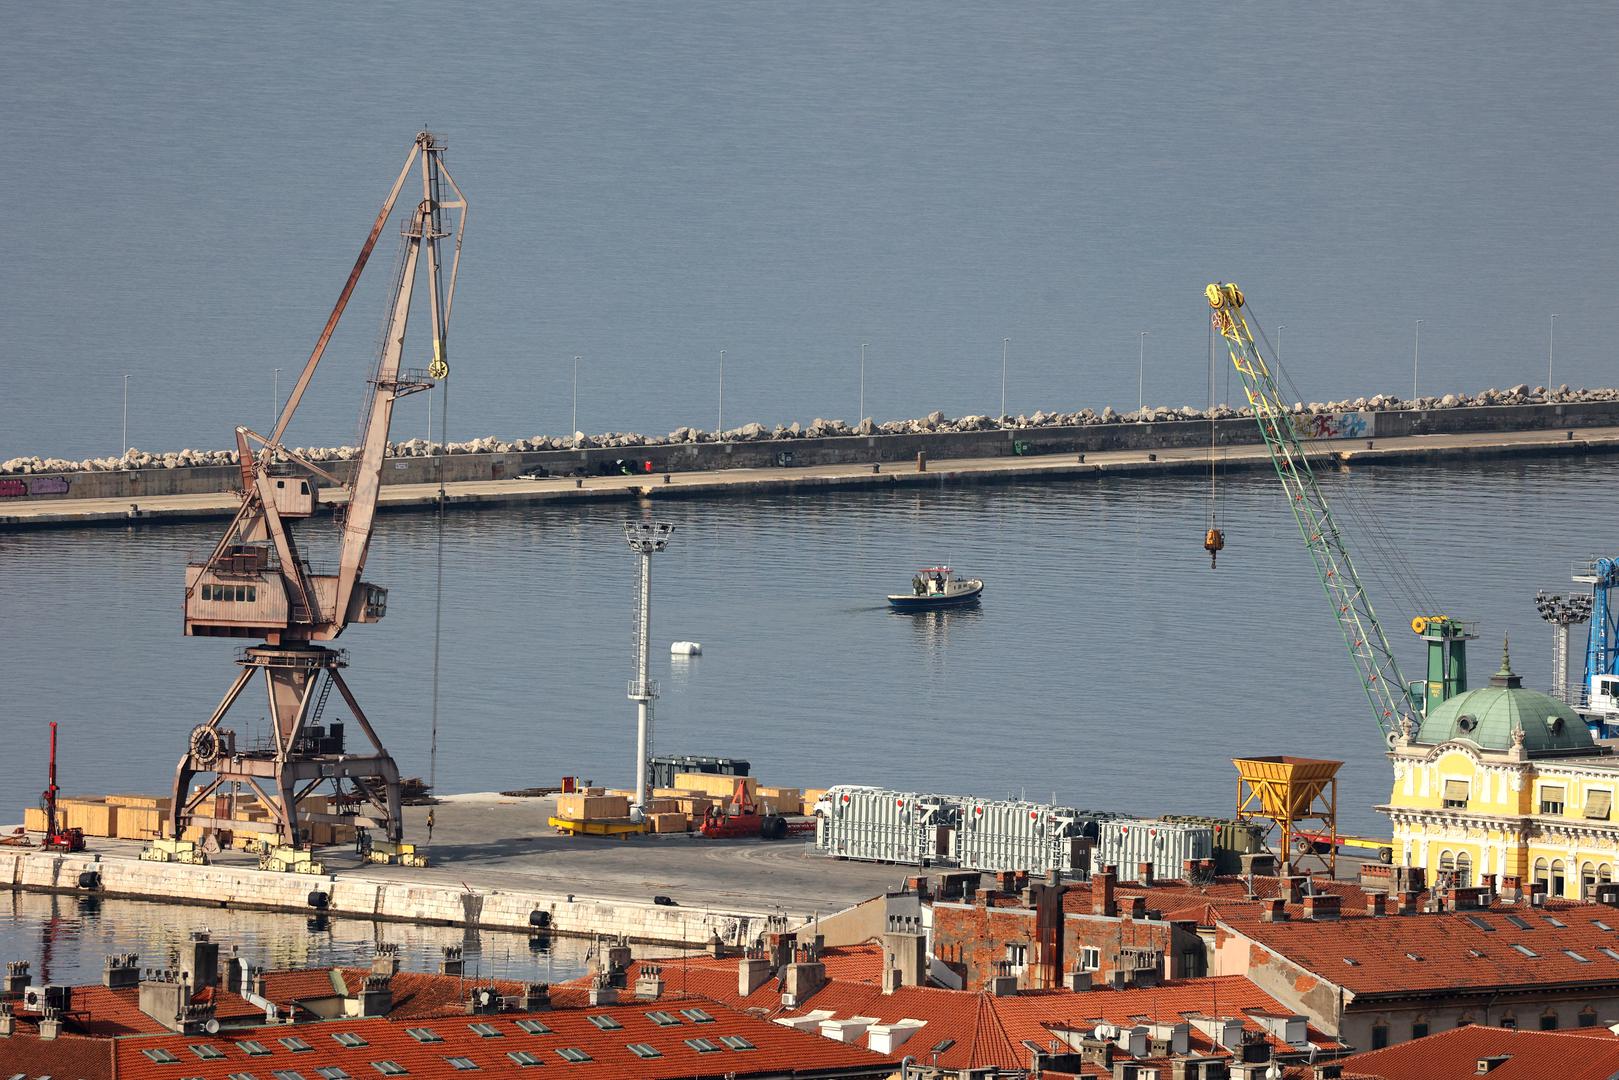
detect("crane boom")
[1205,282,1417,741]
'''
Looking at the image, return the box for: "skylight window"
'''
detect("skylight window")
[241,1042,271,1057]
[191,1045,228,1061]
[316,1069,352,1080]
[627,1043,662,1059]
[332,1033,368,1048]
[444,1060,478,1072]
[1546,916,1568,928]
[507,1051,543,1067]
[144,1050,183,1064]
[468,1023,502,1038]
[685,1037,722,1053]
[679,1008,716,1023]
[272,1071,308,1080]
[405,1028,444,1044]
[1596,920,1614,932]
[228,1074,260,1080]
[646,1010,682,1026]
[555,1048,592,1063]
[1513,944,1539,958]
[1566,949,1592,962]
[1506,915,1534,930]
[931,1038,957,1053]
[372,1064,408,1077]
[1602,947,1619,961]
[1464,915,1496,932]
[514,1019,553,1035]
[1405,952,1424,962]
[1342,957,1359,966]
[587,1014,623,1031]
[280,1037,314,1053]
[718,1035,756,1050]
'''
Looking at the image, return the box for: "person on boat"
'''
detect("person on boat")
[913,575,925,596]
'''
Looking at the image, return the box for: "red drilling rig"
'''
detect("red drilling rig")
[41,722,85,853]
[160,132,466,865]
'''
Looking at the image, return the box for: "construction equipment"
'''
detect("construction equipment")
[39,723,85,853]
[1570,558,1619,735]
[1207,282,1464,743]
[164,133,466,857]
[698,777,789,840]
[1233,755,1340,876]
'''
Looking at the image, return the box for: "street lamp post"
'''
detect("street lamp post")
[860,343,868,423]
[572,355,581,436]
[624,520,675,820]
[121,373,130,457]
[718,349,725,437]
[1276,324,1285,358]
[1549,314,1560,390]
[1413,320,1422,403]
[1001,338,1010,426]
[1137,331,1149,411]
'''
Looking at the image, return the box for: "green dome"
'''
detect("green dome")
[1415,639,1593,755]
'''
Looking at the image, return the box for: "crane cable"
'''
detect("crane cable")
[427,379,446,847]
[1203,316,1225,568]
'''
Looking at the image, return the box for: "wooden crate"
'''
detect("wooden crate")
[24,807,47,833]
[673,772,757,799]
[644,798,681,815]
[105,793,174,811]
[61,799,117,837]
[555,793,631,821]
[649,812,690,834]
[114,806,164,840]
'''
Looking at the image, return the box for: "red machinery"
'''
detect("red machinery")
[41,722,85,853]
[698,778,790,840]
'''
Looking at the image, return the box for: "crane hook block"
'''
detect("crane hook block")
[1204,528,1225,568]
[1410,616,1428,635]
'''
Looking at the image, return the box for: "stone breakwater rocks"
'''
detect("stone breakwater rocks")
[5,384,1617,476]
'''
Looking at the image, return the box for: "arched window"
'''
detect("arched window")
[1552,860,1568,897]
[1533,857,1550,886]
[1370,1022,1389,1049]
[1582,861,1598,899]
[1580,1006,1599,1028]
[1439,850,1456,876]
[1497,1009,1517,1029]
[1601,863,1613,884]
[1455,851,1473,888]
[1456,1013,1475,1029]
[1410,1017,1430,1040]
[1540,1009,1559,1031]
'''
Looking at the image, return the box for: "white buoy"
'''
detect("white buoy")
[670,641,702,656]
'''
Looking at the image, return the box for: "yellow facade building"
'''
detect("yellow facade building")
[1381,643,1619,899]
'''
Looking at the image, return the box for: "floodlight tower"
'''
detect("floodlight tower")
[624,521,675,821]
[1537,590,1593,701]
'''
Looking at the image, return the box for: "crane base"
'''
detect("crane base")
[141,838,208,865]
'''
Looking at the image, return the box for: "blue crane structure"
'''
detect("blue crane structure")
[1583,557,1619,691]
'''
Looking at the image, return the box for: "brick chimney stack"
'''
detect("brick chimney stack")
[1138,862,1155,886]
[1284,877,1306,905]
[1093,868,1118,917]
[1366,893,1387,918]
[1397,890,1420,916]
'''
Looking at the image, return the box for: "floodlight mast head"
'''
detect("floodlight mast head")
[625,521,674,553]
[1537,589,1594,701]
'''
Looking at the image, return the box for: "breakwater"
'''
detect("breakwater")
[4,392,1619,508]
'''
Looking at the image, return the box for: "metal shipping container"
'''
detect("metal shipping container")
[1094,819,1213,882]
[816,786,958,866]
[954,798,1104,876]
[1159,814,1264,875]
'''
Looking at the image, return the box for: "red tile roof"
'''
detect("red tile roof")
[110,999,895,1080]
[1330,1024,1619,1079]
[61,982,266,1037]
[573,953,1341,1073]
[0,1024,114,1080]
[1222,902,1619,998]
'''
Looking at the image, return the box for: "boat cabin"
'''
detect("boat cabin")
[913,567,955,596]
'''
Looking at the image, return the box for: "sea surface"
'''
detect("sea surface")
[3,3,1616,462]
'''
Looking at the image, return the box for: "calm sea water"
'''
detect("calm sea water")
[2,458,1614,844]
[3,3,1615,462]
[0,891,596,989]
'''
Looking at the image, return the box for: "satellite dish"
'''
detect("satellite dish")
[204,1018,221,1034]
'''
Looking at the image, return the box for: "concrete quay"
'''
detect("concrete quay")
[0,794,904,947]
[5,423,1617,530]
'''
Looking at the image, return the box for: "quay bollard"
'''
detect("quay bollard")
[1077,453,1085,463]
[872,463,880,474]
[663,474,671,484]
[575,478,583,489]
[1147,453,1157,462]
[1367,440,1375,448]
[916,451,927,472]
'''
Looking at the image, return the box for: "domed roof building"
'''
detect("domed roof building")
[1382,639,1619,901]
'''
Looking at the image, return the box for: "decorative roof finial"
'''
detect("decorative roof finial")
[1490,634,1523,689]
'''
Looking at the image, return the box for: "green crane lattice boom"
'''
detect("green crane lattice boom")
[1205,282,1418,742]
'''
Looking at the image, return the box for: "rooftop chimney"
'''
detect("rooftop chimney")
[1366,893,1387,918]
[520,983,551,1012]
[633,963,665,1001]
[1138,862,1155,886]
[782,957,826,1005]
[1499,875,1524,903]
[1123,895,1148,920]
[1240,852,1277,877]
[739,955,773,997]
[1302,893,1341,921]
[1260,897,1288,923]
[1397,890,1420,916]
[103,953,141,990]
[987,973,1019,996]
[1065,969,1092,992]
[882,932,926,990]
[1284,876,1306,905]
[4,961,32,996]
[1093,869,1118,917]
[1477,1054,1510,1073]
[371,943,401,979]
[355,974,392,1018]
[439,946,464,977]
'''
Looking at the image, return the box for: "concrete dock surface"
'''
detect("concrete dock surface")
[5,424,1617,529]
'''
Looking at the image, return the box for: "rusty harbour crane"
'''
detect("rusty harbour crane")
[149,132,466,869]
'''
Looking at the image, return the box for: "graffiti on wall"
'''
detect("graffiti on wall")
[1290,411,1374,440]
[0,476,71,498]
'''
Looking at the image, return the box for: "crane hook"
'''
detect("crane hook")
[1203,528,1226,569]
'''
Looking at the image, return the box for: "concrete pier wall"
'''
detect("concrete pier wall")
[7,400,1619,505]
[0,849,771,947]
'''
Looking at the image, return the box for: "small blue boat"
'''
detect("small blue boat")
[888,566,984,611]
